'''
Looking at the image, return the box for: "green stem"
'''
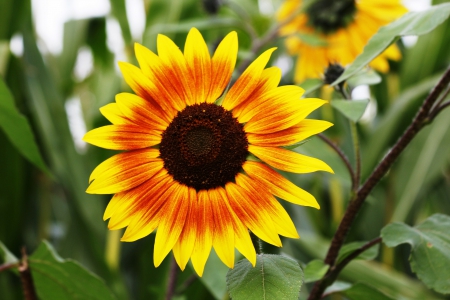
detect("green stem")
[250,233,263,255]
[349,121,361,192]
[105,230,122,271]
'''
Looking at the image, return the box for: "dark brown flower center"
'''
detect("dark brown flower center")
[159,103,248,191]
[306,0,356,34]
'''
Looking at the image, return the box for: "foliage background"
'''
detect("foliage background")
[0,0,449,299]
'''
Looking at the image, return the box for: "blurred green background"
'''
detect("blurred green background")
[0,0,449,299]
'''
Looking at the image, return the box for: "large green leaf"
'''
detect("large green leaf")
[226,254,303,300]
[333,3,450,86]
[29,241,115,300]
[0,241,18,265]
[381,214,450,294]
[0,78,49,174]
[331,99,369,122]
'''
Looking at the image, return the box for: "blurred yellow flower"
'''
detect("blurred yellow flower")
[278,0,407,82]
[83,28,333,276]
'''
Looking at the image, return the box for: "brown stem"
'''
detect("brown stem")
[165,256,179,300]
[0,262,19,272]
[308,65,450,300]
[19,247,37,300]
[175,274,198,295]
[318,134,356,191]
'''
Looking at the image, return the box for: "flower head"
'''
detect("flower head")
[278,0,407,82]
[83,28,333,276]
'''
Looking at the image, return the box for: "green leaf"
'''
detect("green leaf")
[226,254,303,300]
[296,33,328,47]
[333,3,450,86]
[110,0,132,45]
[0,241,18,265]
[299,78,323,95]
[337,241,380,264]
[148,17,241,34]
[331,99,369,122]
[29,241,115,300]
[381,214,450,294]
[347,69,382,87]
[303,259,329,283]
[342,283,395,300]
[0,78,50,174]
[0,41,9,76]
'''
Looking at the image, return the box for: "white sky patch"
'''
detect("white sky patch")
[74,47,94,81]
[10,34,24,57]
[258,0,274,15]
[273,54,293,78]
[126,0,146,42]
[351,85,376,123]
[106,17,127,72]
[65,97,87,153]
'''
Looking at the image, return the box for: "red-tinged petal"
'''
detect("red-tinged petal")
[173,187,198,270]
[157,34,195,106]
[247,119,333,147]
[115,93,169,131]
[184,28,212,104]
[134,43,187,111]
[154,183,190,267]
[83,124,161,150]
[209,31,238,103]
[225,181,282,247]
[233,67,282,122]
[217,188,256,266]
[118,61,177,121]
[242,161,320,208]
[120,176,178,241]
[87,159,163,195]
[100,103,129,125]
[238,85,303,124]
[107,171,170,230]
[236,174,299,239]
[249,145,334,174]
[222,48,276,111]
[89,148,160,183]
[244,98,327,134]
[191,190,213,276]
[209,188,235,269]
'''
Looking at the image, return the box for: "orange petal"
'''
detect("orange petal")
[100,103,129,125]
[154,183,190,267]
[209,31,238,103]
[225,181,281,247]
[209,188,235,269]
[249,145,333,174]
[120,176,178,241]
[106,170,171,230]
[236,174,299,238]
[134,43,187,112]
[173,187,198,270]
[242,161,320,208]
[217,188,256,266]
[184,28,212,104]
[222,48,276,111]
[244,97,327,134]
[190,190,214,276]
[83,124,162,150]
[157,34,195,106]
[115,93,169,131]
[118,61,176,122]
[247,119,333,147]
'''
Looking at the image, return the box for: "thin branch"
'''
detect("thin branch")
[0,262,19,272]
[429,101,450,121]
[165,256,179,300]
[236,8,299,74]
[175,274,198,295]
[18,247,37,300]
[318,134,356,190]
[349,122,361,189]
[308,65,450,300]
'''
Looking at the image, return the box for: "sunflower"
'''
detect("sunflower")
[83,28,333,276]
[278,0,407,82]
